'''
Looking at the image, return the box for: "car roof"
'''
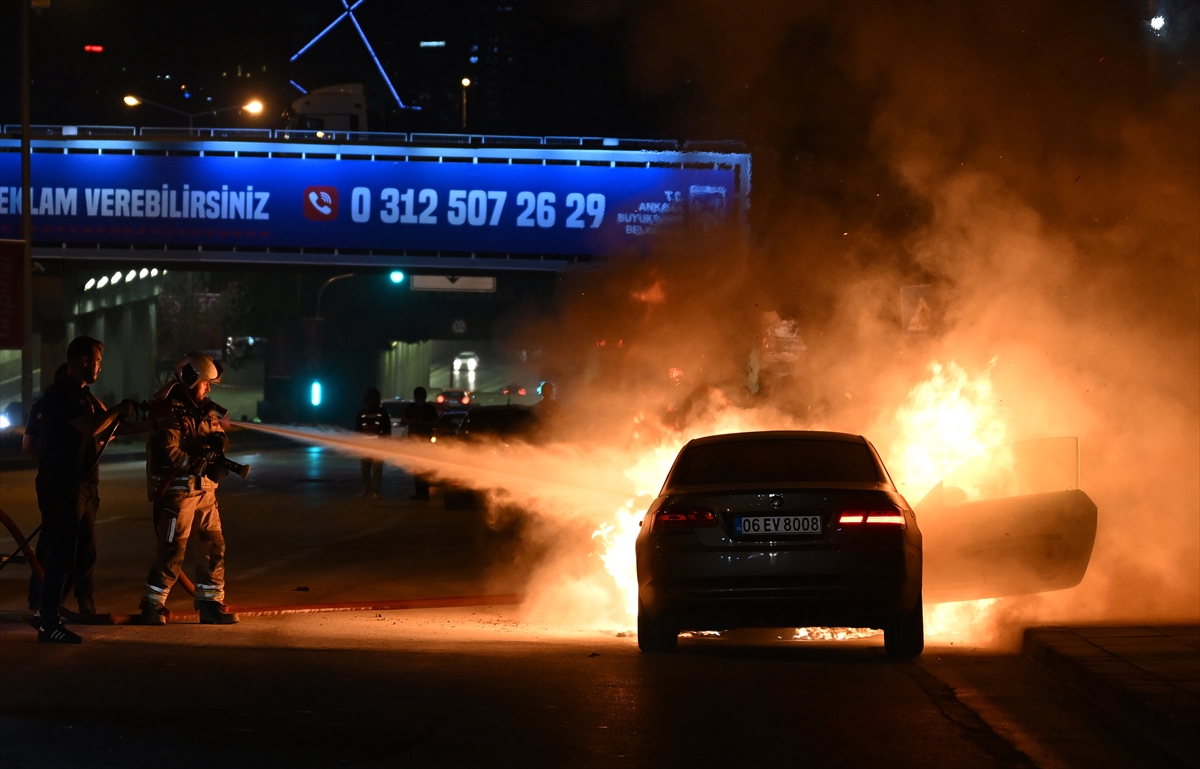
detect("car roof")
[685,430,868,448]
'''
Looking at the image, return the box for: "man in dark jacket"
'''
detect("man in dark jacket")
[33,337,143,643]
[355,386,392,498]
[400,387,439,500]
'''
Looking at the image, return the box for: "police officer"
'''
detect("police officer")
[138,352,238,626]
[33,338,141,643]
[355,386,392,498]
[400,386,438,500]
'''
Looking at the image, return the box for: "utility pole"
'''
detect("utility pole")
[20,0,35,422]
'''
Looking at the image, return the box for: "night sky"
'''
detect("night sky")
[0,1,654,136]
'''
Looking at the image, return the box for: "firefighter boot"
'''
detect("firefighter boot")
[138,606,169,626]
[196,600,239,624]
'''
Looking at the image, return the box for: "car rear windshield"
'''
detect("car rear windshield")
[463,409,536,436]
[667,439,884,487]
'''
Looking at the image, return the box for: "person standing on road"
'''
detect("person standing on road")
[32,338,144,643]
[22,364,68,619]
[535,381,561,436]
[355,386,392,498]
[137,352,239,626]
[400,386,439,501]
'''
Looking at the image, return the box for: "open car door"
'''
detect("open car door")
[917,437,1098,604]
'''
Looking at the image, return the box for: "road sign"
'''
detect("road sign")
[411,275,496,292]
[900,285,933,334]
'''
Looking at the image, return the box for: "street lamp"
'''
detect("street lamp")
[122,95,265,129]
[461,77,471,129]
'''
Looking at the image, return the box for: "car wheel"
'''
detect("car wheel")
[884,596,925,659]
[637,601,678,653]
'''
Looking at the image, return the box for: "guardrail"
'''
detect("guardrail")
[0,124,747,153]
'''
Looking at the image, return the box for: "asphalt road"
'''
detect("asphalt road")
[0,443,1184,768]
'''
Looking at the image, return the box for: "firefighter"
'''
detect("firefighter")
[138,352,238,626]
[354,386,392,498]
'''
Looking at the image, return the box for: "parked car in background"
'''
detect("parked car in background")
[435,389,472,409]
[443,404,539,509]
[383,399,412,433]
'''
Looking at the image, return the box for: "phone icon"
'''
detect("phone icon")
[303,186,338,220]
[309,191,332,215]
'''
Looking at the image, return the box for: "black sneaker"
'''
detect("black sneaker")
[38,623,82,644]
[27,611,41,630]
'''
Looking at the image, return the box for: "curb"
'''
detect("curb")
[1023,627,1199,767]
[0,594,525,626]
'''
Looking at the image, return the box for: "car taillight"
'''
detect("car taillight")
[436,394,446,404]
[461,395,470,404]
[654,507,717,531]
[838,510,907,529]
[517,388,527,396]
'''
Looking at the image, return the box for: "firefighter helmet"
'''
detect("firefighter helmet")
[175,352,223,388]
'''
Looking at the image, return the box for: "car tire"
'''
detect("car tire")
[884,595,925,659]
[637,601,678,653]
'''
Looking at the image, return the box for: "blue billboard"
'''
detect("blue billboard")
[0,143,745,257]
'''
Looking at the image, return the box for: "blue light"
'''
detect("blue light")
[310,381,322,406]
[347,8,406,109]
[290,10,349,62]
[290,0,407,110]
[389,270,405,284]
[289,80,308,94]
[469,56,479,64]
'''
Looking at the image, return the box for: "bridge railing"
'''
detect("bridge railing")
[2,124,137,138]
[139,127,274,140]
[0,125,724,153]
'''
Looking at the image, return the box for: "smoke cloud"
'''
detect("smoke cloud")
[521,0,1199,642]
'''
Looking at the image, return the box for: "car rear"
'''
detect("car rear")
[635,431,923,656]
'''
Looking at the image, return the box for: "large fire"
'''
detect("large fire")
[586,357,1009,642]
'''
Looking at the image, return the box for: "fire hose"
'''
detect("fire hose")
[0,423,523,625]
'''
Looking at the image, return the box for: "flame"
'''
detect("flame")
[886,359,1007,643]
[887,358,1006,504]
[923,599,999,643]
[631,279,666,304]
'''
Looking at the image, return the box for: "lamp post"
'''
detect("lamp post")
[314,273,356,320]
[460,78,471,129]
[122,96,264,129]
[19,0,33,423]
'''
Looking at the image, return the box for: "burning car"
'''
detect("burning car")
[635,431,924,657]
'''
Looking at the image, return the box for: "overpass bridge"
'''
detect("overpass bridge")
[0,127,750,423]
[1,125,749,272]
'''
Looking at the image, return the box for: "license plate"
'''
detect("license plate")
[735,515,822,535]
